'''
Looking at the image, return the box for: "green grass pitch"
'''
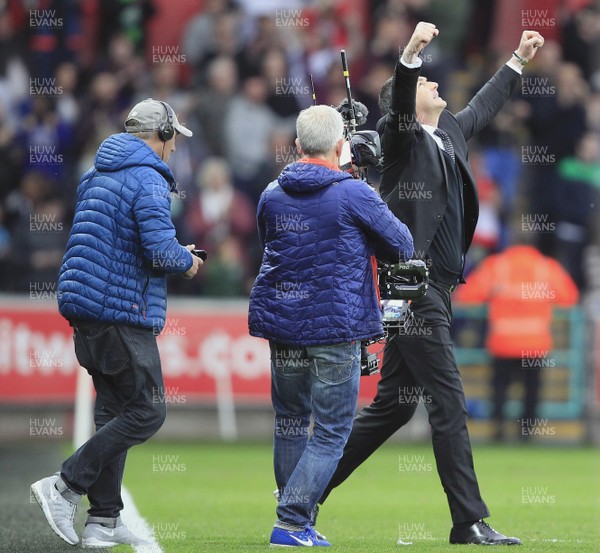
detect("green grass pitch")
[120,442,600,552]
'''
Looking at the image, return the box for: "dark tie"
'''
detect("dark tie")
[434,128,455,162]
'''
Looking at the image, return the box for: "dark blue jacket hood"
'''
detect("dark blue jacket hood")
[278,161,353,193]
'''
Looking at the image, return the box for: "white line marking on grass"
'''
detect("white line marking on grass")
[121,486,164,553]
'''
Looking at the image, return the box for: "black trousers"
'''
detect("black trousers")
[62,321,166,518]
[320,284,490,524]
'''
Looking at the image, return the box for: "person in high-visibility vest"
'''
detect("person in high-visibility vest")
[456,243,579,440]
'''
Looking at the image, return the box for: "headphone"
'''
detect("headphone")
[157,101,175,142]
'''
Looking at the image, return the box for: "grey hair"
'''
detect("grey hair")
[296,105,344,156]
[378,76,393,115]
[128,130,155,140]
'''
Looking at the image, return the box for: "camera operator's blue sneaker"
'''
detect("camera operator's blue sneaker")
[270,527,315,547]
[270,526,332,547]
[272,489,329,543]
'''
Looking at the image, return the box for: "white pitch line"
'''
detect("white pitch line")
[120,486,164,553]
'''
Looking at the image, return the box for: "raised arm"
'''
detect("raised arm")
[456,30,545,141]
[382,23,439,160]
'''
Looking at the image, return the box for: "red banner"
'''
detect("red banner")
[0,298,380,404]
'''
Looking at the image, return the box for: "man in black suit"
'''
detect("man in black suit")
[317,23,545,545]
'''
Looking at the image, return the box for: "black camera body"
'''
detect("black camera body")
[360,260,430,376]
[350,130,381,169]
[379,260,429,300]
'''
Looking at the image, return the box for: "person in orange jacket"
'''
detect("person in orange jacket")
[456,242,579,440]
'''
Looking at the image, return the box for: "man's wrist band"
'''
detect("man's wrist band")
[512,51,528,65]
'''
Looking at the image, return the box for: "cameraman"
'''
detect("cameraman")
[249,104,413,547]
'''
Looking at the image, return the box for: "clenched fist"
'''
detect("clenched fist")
[401,22,439,65]
[516,30,545,62]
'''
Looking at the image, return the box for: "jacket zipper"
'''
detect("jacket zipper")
[141,276,149,319]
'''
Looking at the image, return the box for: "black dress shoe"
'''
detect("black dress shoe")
[450,520,522,545]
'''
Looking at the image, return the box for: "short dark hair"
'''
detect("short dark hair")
[378,77,394,116]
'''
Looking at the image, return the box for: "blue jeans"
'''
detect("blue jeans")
[270,340,361,529]
[61,321,166,518]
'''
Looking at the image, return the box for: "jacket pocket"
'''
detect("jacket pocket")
[73,324,130,375]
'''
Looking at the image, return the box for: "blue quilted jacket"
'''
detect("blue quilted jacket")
[248,161,414,346]
[58,133,193,332]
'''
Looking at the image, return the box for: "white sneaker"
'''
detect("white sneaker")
[82,518,150,548]
[31,473,80,545]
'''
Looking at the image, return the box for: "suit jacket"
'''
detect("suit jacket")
[377,61,520,271]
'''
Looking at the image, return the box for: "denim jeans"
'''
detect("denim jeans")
[61,321,166,518]
[270,340,361,530]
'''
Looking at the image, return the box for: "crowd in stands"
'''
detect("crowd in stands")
[0,0,599,296]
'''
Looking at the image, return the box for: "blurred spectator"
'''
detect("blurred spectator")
[8,194,69,293]
[419,0,475,91]
[585,91,600,132]
[224,75,278,201]
[300,0,369,96]
[261,47,304,123]
[25,0,84,78]
[75,71,123,165]
[0,10,29,125]
[138,63,190,114]
[54,62,80,124]
[356,60,396,134]
[184,157,255,273]
[556,131,600,288]
[456,241,579,441]
[318,60,347,107]
[97,0,157,56]
[4,171,51,231]
[522,61,589,258]
[370,9,413,66]
[201,235,247,296]
[562,2,600,88]
[190,56,239,157]
[0,106,24,196]
[183,1,241,85]
[303,0,367,60]
[17,95,74,185]
[238,14,284,81]
[104,34,146,108]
